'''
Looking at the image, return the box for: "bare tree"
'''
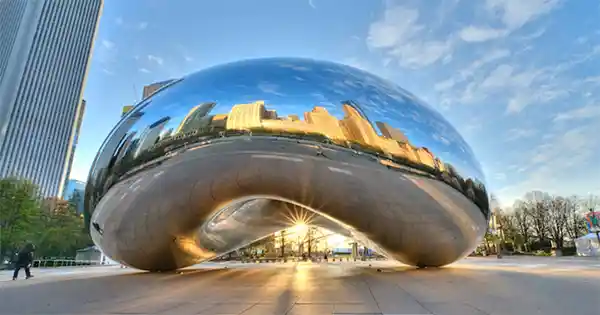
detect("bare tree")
[565,195,587,240]
[512,200,532,251]
[495,209,517,245]
[547,196,568,249]
[526,196,550,242]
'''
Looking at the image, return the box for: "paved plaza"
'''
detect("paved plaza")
[1,257,599,315]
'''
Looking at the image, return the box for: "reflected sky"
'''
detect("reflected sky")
[112,58,484,183]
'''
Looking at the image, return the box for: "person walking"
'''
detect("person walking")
[12,243,35,280]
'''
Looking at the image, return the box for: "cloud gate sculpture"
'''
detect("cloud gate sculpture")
[85,58,490,271]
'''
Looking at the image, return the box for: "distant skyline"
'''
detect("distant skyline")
[74,0,600,206]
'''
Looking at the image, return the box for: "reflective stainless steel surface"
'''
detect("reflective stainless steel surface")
[85,58,490,271]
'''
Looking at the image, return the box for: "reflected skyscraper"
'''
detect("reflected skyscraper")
[175,102,216,134]
[89,111,143,184]
[63,179,85,214]
[142,79,175,99]
[134,117,171,157]
[376,121,408,143]
[0,0,103,196]
[122,105,134,117]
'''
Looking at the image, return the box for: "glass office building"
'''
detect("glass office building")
[63,179,86,213]
[0,0,103,196]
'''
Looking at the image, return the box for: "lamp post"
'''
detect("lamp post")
[280,230,286,258]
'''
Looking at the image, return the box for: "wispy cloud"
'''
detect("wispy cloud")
[367,5,453,68]
[139,68,151,74]
[487,0,561,30]
[496,122,598,204]
[505,128,536,141]
[258,82,285,96]
[554,105,600,122]
[438,59,572,113]
[435,49,511,93]
[101,39,115,50]
[115,17,123,25]
[147,54,164,66]
[459,26,508,42]
[458,0,561,43]
[184,56,194,62]
[308,0,316,9]
[138,22,148,30]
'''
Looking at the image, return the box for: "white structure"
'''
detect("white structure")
[574,233,600,257]
[0,0,103,196]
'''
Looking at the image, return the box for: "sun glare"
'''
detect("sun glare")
[289,222,308,234]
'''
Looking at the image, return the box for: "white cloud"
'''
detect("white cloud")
[139,68,151,74]
[554,105,600,122]
[361,0,598,204]
[138,22,148,30]
[481,64,514,88]
[505,128,536,141]
[308,0,316,9]
[101,68,114,75]
[494,172,507,181]
[461,49,511,77]
[442,54,453,65]
[506,87,569,114]
[486,0,561,30]
[434,78,456,91]
[258,82,284,96]
[342,57,369,72]
[184,56,194,62]
[436,56,571,113]
[496,123,598,205]
[435,49,511,93]
[576,36,588,44]
[147,55,164,66]
[459,26,508,42]
[458,0,560,43]
[518,28,546,41]
[101,40,115,50]
[367,6,453,68]
[448,62,569,113]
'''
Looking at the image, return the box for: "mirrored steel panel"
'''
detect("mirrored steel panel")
[85,58,489,271]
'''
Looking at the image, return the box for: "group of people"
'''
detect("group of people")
[11,243,35,280]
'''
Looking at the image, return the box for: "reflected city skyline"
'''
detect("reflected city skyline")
[102,98,489,218]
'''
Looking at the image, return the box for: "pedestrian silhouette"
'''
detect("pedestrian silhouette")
[12,243,35,280]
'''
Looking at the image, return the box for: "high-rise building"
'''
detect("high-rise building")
[0,0,103,197]
[142,79,174,99]
[122,105,134,117]
[63,178,86,200]
[62,178,86,214]
[376,121,409,143]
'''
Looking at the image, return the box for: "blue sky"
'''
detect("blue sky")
[74,0,600,206]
